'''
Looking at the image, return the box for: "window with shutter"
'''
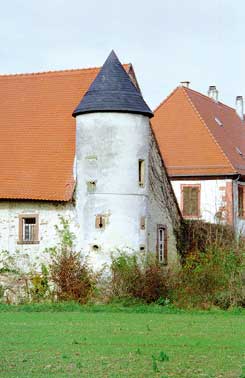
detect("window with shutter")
[181,185,200,217]
[238,185,245,218]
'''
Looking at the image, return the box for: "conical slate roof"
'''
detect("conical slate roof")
[72,50,153,118]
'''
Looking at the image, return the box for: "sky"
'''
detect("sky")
[0,0,244,110]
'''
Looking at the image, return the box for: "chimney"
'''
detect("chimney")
[180,81,190,88]
[208,85,218,102]
[236,96,244,120]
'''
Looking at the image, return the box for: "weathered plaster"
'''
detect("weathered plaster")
[0,112,181,272]
[171,178,233,225]
[0,200,75,269]
[148,133,181,266]
[75,112,149,269]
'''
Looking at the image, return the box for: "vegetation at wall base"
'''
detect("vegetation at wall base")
[0,218,244,309]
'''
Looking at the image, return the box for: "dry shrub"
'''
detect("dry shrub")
[180,220,235,262]
[48,218,96,304]
[110,252,169,303]
[50,250,95,304]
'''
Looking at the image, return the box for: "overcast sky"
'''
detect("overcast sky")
[0,0,244,110]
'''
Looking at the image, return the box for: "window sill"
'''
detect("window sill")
[183,215,201,219]
[17,241,40,245]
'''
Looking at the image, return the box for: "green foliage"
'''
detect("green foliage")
[179,220,235,261]
[0,285,4,299]
[0,250,20,274]
[172,245,245,309]
[48,217,96,304]
[151,355,159,373]
[110,252,169,303]
[158,351,170,362]
[30,264,50,301]
[55,216,75,250]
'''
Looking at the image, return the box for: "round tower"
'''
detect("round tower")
[72,51,153,268]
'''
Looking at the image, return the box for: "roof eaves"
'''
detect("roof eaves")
[0,64,131,79]
[182,87,236,174]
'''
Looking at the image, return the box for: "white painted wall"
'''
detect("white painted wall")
[0,112,180,272]
[171,179,231,224]
[75,112,149,269]
[0,201,75,271]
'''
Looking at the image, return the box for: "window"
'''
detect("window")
[18,215,39,244]
[214,117,223,127]
[138,159,145,187]
[238,185,245,218]
[140,216,146,230]
[236,147,243,157]
[157,225,167,265]
[87,181,96,192]
[95,215,106,229]
[181,185,201,218]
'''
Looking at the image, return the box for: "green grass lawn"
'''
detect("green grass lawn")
[0,306,244,377]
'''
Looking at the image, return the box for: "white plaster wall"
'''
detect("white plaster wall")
[233,181,245,235]
[171,179,231,223]
[0,201,75,270]
[75,112,149,269]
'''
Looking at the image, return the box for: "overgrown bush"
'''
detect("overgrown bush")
[172,244,245,309]
[48,218,96,304]
[180,220,235,262]
[110,252,169,303]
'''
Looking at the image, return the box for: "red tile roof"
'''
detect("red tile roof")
[152,86,245,177]
[0,65,129,201]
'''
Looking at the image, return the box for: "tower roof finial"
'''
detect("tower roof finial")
[72,50,153,118]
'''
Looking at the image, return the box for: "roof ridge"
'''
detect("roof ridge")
[184,86,237,113]
[0,64,130,78]
[153,86,179,113]
[182,87,236,173]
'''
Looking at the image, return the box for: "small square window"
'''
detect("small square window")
[87,181,97,192]
[18,215,39,244]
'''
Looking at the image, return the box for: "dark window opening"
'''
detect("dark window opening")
[157,225,167,265]
[138,159,145,187]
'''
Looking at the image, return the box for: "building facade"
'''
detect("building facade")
[152,83,245,235]
[0,51,181,270]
